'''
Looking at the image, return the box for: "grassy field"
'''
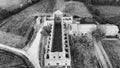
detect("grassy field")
[0,50,28,68]
[0,31,26,48]
[0,0,27,11]
[101,39,120,68]
[94,6,120,18]
[62,1,92,17]
[0,0,48,35]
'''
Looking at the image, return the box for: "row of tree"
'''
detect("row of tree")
[73,0,120,6]
[90,0,117,5]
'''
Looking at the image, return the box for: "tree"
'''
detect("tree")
[94,9,100,16]
[0,9,10,20]
[41,25,52,36]
[91,25,105,41]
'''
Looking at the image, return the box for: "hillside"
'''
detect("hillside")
[0,0,55,48]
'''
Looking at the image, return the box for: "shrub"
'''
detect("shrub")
[41,25,52,36]
[0,9,11,20]
[94,9,100,16]
[91,25,105,41]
